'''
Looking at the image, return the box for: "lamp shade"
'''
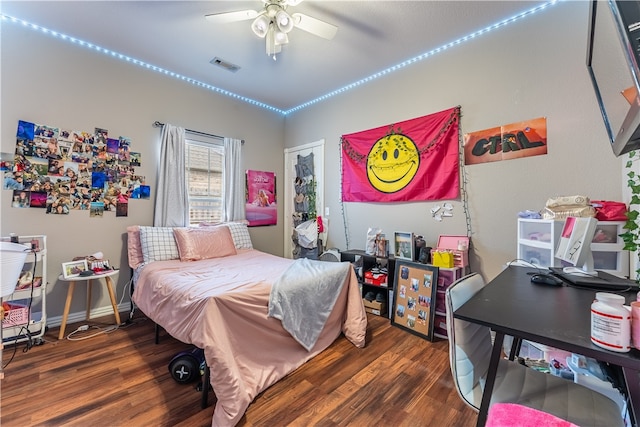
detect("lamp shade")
[275,10,294,33]
[251,14,270,38]
[274,30,289,45]
[1,242,28,298]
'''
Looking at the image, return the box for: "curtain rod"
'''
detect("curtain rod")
[153,121,244,144]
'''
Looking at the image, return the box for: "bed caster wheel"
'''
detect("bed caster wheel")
[169,354,199,383]
[169,348,205,384]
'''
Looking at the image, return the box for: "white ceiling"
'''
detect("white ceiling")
[2,1,551,113]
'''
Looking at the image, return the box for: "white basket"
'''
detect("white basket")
[1,242,29,298]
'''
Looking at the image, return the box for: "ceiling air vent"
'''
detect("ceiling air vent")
[209,57,241,73]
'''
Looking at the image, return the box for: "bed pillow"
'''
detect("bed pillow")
[200,221,253,250]
[139,226,180,263]
[126,226,145,269]
[173,226,237,261]
[226,222,253,250]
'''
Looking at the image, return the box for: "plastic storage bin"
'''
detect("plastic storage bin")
[2,301,29,327]
[516,219,562,268]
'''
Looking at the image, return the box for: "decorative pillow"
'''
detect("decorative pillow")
[200,221,253,250]
[225,222,253,250]
[139,226,180,263]
[173,226,237,261]
[126,225,144,269]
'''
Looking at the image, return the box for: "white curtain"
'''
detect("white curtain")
[223,137,245,222]
[153,124,189,227]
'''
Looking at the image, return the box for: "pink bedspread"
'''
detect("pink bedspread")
[131,249,367,426]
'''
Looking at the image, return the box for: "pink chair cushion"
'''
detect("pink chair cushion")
[486,403,579,427]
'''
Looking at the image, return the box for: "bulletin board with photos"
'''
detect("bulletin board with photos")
[391,260,438,341]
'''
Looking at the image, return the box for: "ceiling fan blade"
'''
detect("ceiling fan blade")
[291,13,337,40]
[205,10,259,24]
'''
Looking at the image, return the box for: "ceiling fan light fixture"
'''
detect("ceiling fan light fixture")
[251,14,270,38]
[205,0,338,60]
[275,10,294,33]
[274,30,289,45]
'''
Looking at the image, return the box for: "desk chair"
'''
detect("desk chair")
[445,272,624,427]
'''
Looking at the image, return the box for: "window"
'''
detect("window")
[185,135,224,225]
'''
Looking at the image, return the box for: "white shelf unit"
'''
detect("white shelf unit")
[517,219,629,277]
[1,235,47,345]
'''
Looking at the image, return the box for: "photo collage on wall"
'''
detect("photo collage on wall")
[2,120,149,217]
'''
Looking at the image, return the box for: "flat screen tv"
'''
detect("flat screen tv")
[587,0,640,157]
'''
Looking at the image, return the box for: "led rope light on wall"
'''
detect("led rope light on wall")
[1,0,558,115]
[284,0,559,114]
[0,14,285,115]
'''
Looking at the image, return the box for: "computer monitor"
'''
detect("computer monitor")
[555,216,598,274]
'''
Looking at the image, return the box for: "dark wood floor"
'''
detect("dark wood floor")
[1,312,477,426]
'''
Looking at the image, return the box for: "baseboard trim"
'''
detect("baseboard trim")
[47,302,131,328]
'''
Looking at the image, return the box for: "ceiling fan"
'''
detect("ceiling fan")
[205,0,338,60]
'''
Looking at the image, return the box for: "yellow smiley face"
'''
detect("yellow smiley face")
[367,134,419,193]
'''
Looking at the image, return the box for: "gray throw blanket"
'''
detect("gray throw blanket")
[268,258,350,351]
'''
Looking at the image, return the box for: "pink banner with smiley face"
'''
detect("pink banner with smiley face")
[341,106,460,202]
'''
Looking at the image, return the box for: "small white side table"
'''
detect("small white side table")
[57,269,121,340]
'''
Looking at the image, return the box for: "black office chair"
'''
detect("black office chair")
[445,272,624,427]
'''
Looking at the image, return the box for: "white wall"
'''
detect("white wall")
[1,24,286,323]
[283,1,625,281]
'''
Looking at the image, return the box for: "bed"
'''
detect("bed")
[127,223,367,426]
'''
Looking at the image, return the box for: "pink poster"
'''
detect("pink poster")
[245,170,277,226]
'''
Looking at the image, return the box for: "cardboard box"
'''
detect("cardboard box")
[363,298,386,316]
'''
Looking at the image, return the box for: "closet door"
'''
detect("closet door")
[283,140,324,259]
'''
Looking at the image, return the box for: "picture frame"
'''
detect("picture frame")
[375,236,389,258]
[391,260,438,341]
[394,231,414,260]
[88,259,110,271]
[62,259,88,279]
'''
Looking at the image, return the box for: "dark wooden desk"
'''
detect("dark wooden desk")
[454,265,640,426]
